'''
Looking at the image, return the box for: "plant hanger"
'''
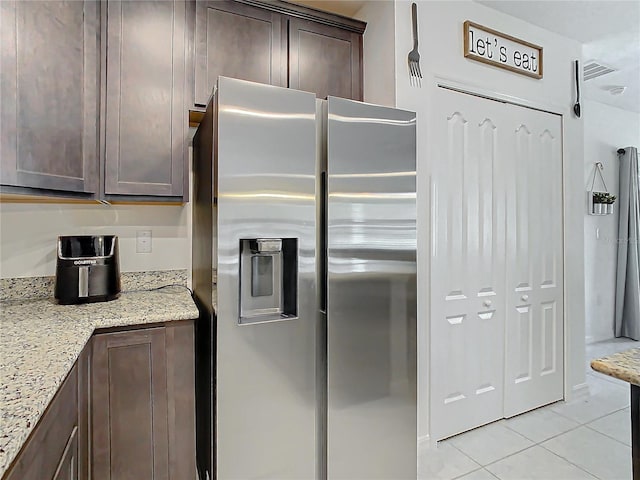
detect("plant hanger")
[590,162,608,194]
[588,162,616,215]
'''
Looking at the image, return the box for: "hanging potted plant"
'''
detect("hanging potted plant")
[604,193,617,214]
[592,191,607,214]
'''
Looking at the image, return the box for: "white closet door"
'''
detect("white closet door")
[503,104,564,417]
[430,87,564,440]
[430,88,507,440]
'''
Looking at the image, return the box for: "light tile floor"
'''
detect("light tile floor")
[419,337,638,480]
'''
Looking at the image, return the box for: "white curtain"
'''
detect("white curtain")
[615,146,640,340]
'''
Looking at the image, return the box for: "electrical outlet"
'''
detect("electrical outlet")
[136,230,152,253]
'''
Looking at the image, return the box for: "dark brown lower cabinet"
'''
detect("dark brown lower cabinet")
[4,363,79,480]
[52,427,78,480]
[91,322,196,479]
[77,340,91,480]
[2,321,195,480]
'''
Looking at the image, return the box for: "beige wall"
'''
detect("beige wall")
[0,202,190,278]
[355,0,396,107]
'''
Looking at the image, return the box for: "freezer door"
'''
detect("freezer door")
[215,77,317,479]
[326,97,417,479]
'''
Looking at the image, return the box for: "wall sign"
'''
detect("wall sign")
[463,21,543,79]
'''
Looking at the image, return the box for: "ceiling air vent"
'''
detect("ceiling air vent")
[583,61,617,81]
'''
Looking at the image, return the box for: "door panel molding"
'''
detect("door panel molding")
[430,88,506,440]
[434,76,566,117]
[430,85,565,439]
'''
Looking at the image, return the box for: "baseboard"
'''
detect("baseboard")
[586,335,616,345]
[570,382,589,401]
[418,434,436,452]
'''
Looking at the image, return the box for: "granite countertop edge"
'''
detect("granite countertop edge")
[590,347,640,387]
[0,288,199,477]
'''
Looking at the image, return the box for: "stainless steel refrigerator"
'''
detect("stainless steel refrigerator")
[192,77,416,480]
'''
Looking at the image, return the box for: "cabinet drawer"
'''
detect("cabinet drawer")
[4,364,78,480]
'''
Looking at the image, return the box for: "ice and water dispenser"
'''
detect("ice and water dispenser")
[239,238,298,324]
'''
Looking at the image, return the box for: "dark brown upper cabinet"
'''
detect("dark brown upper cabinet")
[0,0,100,195]
[1,0,189,202]
[193,0,365,107]
[288,18,363,101]
[194,1,284,106]
[104,0,188,199]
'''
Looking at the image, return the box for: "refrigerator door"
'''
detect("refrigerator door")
[326,97,417,479]
[215,77,317,479]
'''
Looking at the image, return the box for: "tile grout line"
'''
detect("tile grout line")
[449,427,534,470]
[450,466,499,480]
[501,415,583,444]
[449,466,483,480]
[499,408,632,479]
[419,440,483,480]
[468,419,603,479]
[501,404,630,445]
[583,422,632,448]
[483,468,500,480]
[438,377,633,480]
[445,441,485,473]
[547,402,630,424]
[470,427,602,480]
[536,443,602,480]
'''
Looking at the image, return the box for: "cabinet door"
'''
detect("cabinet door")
[104,0,186,198]
[288,18,362,101]
[52,427,79,480]
[92,328,169,479]
[165,322,197,480]
[77,341,91,480]
[4,364,78,480]
[194,1,283,107]
[0,1,99,194]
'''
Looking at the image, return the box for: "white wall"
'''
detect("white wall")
[355,0,396,107]
[584,99,640,343]
[388,0,586,443]
[0,203,190,278]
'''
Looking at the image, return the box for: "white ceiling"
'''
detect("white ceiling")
[292,0,366,18]
[477,1,640,113]
[292,1,640,113]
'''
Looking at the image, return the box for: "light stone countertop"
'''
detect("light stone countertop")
[591,347,640,387]
[0,288,199,476]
